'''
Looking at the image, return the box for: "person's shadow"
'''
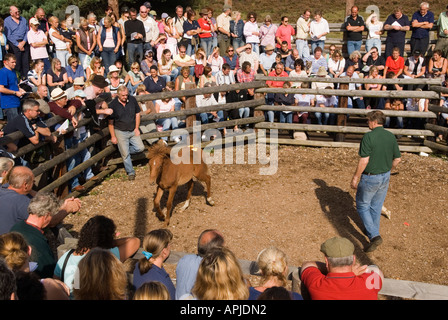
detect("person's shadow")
[313,178,372,261]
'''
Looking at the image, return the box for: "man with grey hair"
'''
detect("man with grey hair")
[410,2,434,55]
[300,236,383,300]
[10,192,63,278]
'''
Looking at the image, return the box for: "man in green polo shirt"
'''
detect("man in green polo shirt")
[350,111,401,252]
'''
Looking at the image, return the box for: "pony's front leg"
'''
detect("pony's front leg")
[179,180,194,212]
[154,186,165,221]
[164,185,178,227]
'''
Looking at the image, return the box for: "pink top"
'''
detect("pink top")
[27,29,49,59]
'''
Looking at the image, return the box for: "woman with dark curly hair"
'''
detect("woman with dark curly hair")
[53,215,140,298]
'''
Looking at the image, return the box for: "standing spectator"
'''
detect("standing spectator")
[4,6,30,80]
[197,8,214,57]
[48,16,72,68]
[206,7,219,51]
[295,9,311,59]
[138,5,159,55]
[75,17,97,69]
[173,5,187,44]
[435,5,448,58]
[182,9,201,57]
[0,18,8,69]
[276,16,295,53]
[410,2,434,55]
[383,7,410,58]
[97,16,121,73]
[0,54,26,121]
[365,12,384,55]
[30,8,49,37]
[108,85,145,180]
[301,237,384,299]
[27,18,50,73]
[216,5,232,57]
[259,15,277,54]
[309,10,329,53]
[133,229,176,299]
[230,11,245,50]
[384,47,405,78]
[244,12,260,55]
[125,8,146,66]
[344,6,365,55]
[350,110,401,252]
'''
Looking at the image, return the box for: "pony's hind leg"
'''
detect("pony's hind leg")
[179,179,194,212]
[198,171,214,206]
[154,186,165,221]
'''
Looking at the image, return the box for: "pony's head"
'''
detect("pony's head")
[147,140,171,185]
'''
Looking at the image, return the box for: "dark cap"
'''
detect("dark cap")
[91,75,108,88]
[320,237,355,258]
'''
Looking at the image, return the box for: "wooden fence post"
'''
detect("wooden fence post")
[335,82,349,142]
[185,82,197,143]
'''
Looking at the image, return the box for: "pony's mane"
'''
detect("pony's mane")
[147,142,171,160]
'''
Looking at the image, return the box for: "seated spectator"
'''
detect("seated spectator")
[345,50,364,76]
[46,58,69,93]
[198,66,216,88]
[236,43,260,72]
[306,46,327,76]
[300,236,383,300]
[265,62,288,122]
[173,45,195,77]
[236,61,256,96]
[158,49,179,82]
[427,49,447,81]
[314,86,338,126]
[284,49,300,73]
[133,281,170,300]
[125,62,145,95]
[311,66,333,91]
[403,50,426,91]
[276,40,292,62]
[288,59,307,88]
[143,65,166,93]
[140,50,157,77]
[384,47,404,78]
[259,44,276,76]
[85,56,105,82]
[0,232,70,300]
[135,85,158,145]
[182,247,249,300]
[193,47,207,79]
[73,248,128,300]
[66,56,86,85]
[195,83,225,128]
[362,46,385,76]
[249,246,302,300]
[27,60,46,92]
[207,47,224,76]
[223,45,239,71]
[10,192,63,278]
[133,229,176,299]
[364,66,383,109]
[215,63,236,86]
[294,82,313,124]
[328,50,345,78]
[340,66,365,109]
[175,229,224,299]
[54,215,139,297]
[257,286,293,300]
[274,81,295,137]
[154,91,180,142]
[406,89,428,130]
[113,59,128,81]
[382,71,404,131]
[106,65,126,98]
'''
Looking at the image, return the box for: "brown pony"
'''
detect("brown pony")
[147,139,214,226]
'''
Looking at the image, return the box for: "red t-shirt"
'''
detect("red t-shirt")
[301,267,382,300]
[266,70,288,88]
[275,24,295,49]
[197,18,212,38]
[385,56,404,75]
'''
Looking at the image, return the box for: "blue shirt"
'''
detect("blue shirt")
[175,254,202,300]
[0,186,32,235]
[0,67,21,109]
[143,75,166,93]
[133,263,176,300]
[385,14,410,42]
[66,64,86,81]
[411,10,434,39]
[4,15,28,46]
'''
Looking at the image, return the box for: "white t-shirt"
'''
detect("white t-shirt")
[155,99,175,113]
[310,18,330,41]
[49,28,67,50]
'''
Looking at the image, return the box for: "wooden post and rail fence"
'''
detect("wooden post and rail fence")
[2,76,448,299]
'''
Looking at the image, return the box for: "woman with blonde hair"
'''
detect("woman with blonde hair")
[132,229,176,299]
[85,56,105,81]
[133,281,170,300]
[0,232,70,300]
[249,247,303,300]
[186,247,249,300]
[46,57,68,92]
[74,248,128,300]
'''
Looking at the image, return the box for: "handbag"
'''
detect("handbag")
[194,64,204,78]
[191,36,197,46]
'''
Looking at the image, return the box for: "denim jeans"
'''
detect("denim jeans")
[200,37,214,57]
[239,107,250,118]
[233,38,245,51]
[365,38,382,55]
[279,112,293,123]
[385,117,404,129]
[311,40,325,53]
[314,111,330,125]
[114,129,145,175]
[356,171,391,240]
[140,120,158,145]
[347,40,362,56]
[197,111,224,124]
[248,43,259,55]
[2,108,19,121]
[101,47,117,74]
[295,39,310,59]
[156,117,179,141]
[78,52,94,69]
[65,131,94,189]
[160,68,180,83]
[127,43,144,66]
[55,49,71,68]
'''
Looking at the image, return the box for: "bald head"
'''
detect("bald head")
[8,166,34,192]
[197,229,225,257]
